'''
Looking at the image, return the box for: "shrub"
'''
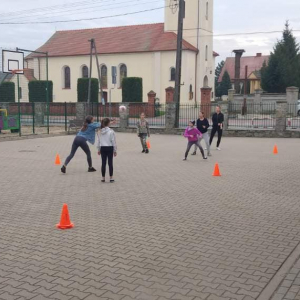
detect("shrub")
[0,82,15,102]
[29,80,53,102]
[122,77,143,103]
[77,78,99,102]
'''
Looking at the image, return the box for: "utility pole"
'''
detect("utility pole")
[87,39,93,104]
[174,0,185,128]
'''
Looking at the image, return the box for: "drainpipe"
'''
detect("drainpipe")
[194,0,200,105]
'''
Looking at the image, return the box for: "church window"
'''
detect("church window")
[205,45,208,61]
[82,65,88,78]
[63,66,71,89]
[206,2,209,20]
[120,64,127,88]
[170,67,176,81]
[101,65,108,89]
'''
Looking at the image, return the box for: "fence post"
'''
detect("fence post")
[76,102,86,121]
[64,102,67,132]
[228,89,235,102]
[147,91,156,118]
[119,103,129,130]
[286,86,299,117]
[35,103,45,126]
[32,102,35,134]
[165,87,176,129]
[220,102,229,131]
[275,100,287,133]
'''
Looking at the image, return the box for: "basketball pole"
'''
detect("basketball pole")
[17,73,21,137]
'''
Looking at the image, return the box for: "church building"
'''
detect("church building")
[25,0,217,104]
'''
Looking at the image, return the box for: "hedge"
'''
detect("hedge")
[77,78,99,102]
[0,82,15,103]
[29,81,53,103]
[122,77,143,103]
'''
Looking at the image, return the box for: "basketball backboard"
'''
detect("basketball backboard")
[2,50,24,74]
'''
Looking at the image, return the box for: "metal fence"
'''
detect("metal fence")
[228,103,276,129]
[286,103,300,129]
[128,104,165,128]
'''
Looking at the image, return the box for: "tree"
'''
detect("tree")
[220,71,232,96]
[77,78,98,102]
[122,77,143,103]
[261,21,300,93]
[215,60,225,97]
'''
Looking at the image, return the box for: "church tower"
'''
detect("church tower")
[164,0,215,102]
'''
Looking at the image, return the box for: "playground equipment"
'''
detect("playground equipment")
[0,109,20,133]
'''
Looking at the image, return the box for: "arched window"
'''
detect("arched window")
[206,2,208,20]
[101,65,108,89]
[203,75,208,87]
[64,66,71,89]
[120,64,127,88]
[82,65,88,78]
[170,67,176,81]
[205,45,208,61]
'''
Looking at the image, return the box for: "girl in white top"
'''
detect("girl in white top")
[97,118,117,183]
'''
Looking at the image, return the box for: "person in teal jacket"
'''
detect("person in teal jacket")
[61,115,101,174]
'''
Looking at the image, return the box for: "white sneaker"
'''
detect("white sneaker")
[217,147,221,151]
[204,148,207,150]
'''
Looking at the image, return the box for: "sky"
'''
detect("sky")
[0,0,300,65]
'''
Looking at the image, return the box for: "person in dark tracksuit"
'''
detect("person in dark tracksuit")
[209,106,224,150]
[97,118,117,183]
[61,115,100,173]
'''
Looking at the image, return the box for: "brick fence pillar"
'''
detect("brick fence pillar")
[220,102,229,131]
[119,103,129,130]
[228,89,235,102]
[76,103,86,121]
[35,102,45,126]
[165,87,176,129]
[147,90,156,118]
[200,87,212,118]
[286,86,299,117]
[275,100,287,133]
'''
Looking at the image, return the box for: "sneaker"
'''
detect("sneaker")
[203,156,208,160]
[191,151,196,155]
[204,148,207,150]
[217,147,221,151]
[208,152,212,156]
[145,149,149,154]
[88,167,97,172]
[61,165,66,174]
[183,158,187,161]
[142,149,145,153]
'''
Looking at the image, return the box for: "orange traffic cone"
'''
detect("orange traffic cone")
[146,140,151,149]
[55,154,61,165]
[56,204,74,229]
[273,145,278,154]
[213,163,221,177]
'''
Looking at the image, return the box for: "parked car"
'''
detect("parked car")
[298,100,300,116]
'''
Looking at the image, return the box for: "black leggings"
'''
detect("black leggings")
[65,136,92,168]
[209,127,223,147]
[101,146,114,177]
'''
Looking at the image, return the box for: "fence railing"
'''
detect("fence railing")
[286,103,300,129]
[228,103,276,129]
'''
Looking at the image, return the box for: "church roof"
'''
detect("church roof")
[218,54,269,83]
[26,23,198,58]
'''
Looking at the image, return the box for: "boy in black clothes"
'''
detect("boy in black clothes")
[209,106,224,150]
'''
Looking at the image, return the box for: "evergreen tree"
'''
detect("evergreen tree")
[220,71,232,96]
[215,60,225,97]
[261,21,300,93]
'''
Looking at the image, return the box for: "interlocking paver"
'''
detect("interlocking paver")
[1,135,300,300]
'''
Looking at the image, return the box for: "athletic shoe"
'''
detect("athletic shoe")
[183,158,187,161]
[191,151,196,155]
[145,149,149,154]
[217,147,221,151]
[204,148,207,150]
[61,166,66,174]
[203,156,208,160]
[110,179,115,183]
[142,150,145,153]
[88,167,97,172]
[208,153,212,156]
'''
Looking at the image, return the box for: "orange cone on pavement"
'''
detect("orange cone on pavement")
[146,140,151,149]
[273,145,278,154]
[56,204,74,229]
[213,163,221,177]
[55,154,61,165]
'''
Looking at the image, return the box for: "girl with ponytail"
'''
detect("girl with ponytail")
[61,115,101,174]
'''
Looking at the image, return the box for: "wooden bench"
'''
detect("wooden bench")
[68,119,83,134]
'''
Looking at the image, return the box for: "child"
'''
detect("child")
[183,120,207,161]
[137,113,150,154]
[61,115,100,173]
[97,118,117,183]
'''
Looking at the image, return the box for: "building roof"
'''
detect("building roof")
[26,23,200,58]
[219,54,269,82]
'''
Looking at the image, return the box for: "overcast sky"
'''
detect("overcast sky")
[0,0,300,64]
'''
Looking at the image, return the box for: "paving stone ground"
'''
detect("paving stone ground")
[0,133,300,300]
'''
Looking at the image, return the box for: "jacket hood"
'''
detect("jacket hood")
[101,127,110,135]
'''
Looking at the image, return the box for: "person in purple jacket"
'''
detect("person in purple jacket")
[183,120,207,161]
